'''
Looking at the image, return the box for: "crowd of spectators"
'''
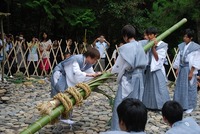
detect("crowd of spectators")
[0,32,77,76]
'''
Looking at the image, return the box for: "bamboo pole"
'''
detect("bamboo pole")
[143,18,187,52]
[20,72,113,134]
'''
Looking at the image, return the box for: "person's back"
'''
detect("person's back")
[111,25,147,130]
[105,98,147,134]
[162,101,200,134]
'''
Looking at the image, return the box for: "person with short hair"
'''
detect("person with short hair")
[93,35,110,71]
[142,27,170,110]
[162,100,200,134]
[110,24,147,130]
[173,29,200,113]
[63,51,71,59]
[51,46,101,97]
[101,98,147,134]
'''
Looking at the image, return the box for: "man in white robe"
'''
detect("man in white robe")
[51,47,101,97]
[173,29,200,113]
[142,27,170,110]
[110,25,147,130]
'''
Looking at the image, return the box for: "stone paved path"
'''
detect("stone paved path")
[0,78,200,134]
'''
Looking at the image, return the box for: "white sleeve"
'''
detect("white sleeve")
[72,61,87,83]
[105,43,109,49]
[84,67,95,73]
[111,50,117,59]
[151,48,167,72]
[53,71,62,84]
[111,55,126,74]
[173,52,180,69]
[48,39,52,46]
[189,50,200,72]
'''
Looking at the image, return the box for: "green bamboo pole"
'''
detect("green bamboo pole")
[143,18,187,52]
[20,72,113,134]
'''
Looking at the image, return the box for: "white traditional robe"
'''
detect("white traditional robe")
[110,40,147,130]
[173,42,200,85]
[173,41,200,109]
[51,54,95,97]
[142,41,170,110]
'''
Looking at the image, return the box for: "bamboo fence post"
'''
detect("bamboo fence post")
[73,42,80,54]
[102,44,113,71]
[6,41,17,76]
[105,44,118,70]
[166,48,178,79]
[58,39,64,60]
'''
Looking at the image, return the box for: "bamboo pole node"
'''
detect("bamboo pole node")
[27,127,32,134]
[34,122,43,129]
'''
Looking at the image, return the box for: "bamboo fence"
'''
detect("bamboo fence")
[0,39,179,80]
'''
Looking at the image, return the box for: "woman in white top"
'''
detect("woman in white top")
[27,37,39,75]
[39,32,52,75]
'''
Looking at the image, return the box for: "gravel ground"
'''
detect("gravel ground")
[0,77,199,134]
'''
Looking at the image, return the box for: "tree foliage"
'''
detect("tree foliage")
[1,0,199,45]
[144,0,200,43]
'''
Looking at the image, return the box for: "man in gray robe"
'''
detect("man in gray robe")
[51,47,101,97]
[162,100,200,134]
[173,29,200,113]
[110,25,147,130]
[142,27,170,110]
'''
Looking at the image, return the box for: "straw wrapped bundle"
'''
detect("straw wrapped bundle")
[20,72,113,134]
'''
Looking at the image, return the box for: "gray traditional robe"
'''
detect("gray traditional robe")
[110,40,147,130]
[142,41,170,110]
[51,54,94,97]
[166,117,200,134]
[173,42,200,110]
[138,39,149,83]
[138,39,149,47]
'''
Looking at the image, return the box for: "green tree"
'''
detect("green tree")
[24,0,98,40]
[144,0,200,43]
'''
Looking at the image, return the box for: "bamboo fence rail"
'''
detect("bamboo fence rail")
[1,39,179,81]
